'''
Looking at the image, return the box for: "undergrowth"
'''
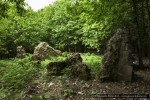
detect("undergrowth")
[0,53,102,99]
[0,56,38,99]
[81,53,102,79]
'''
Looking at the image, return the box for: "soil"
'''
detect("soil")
[24,69,150,100]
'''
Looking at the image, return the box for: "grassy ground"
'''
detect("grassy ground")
[81,53,102,79]
[0,53,102,99]
[0,53,150,99]
[0,56,38,99]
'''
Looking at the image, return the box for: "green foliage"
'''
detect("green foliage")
[30,95,46,100]
[41,52,102,79]
[43,92,60,100]
[63,88,75,97]
[0,17,16,58]
[0,0,25,18]
[0,56,37,91]
[0,53,101,98]
[0,0,149,58]
[81,53,102,79]
[0,0,149,98]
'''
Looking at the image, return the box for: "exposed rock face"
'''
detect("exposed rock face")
[47,53,91,80]
[100,27,133,82]
[47,61,67,75]
[68,53,91,80]
[67,53,82,65]
[72,62,91,80]
[16,46,26,58]
[32,42,61,60]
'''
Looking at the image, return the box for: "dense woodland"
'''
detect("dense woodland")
[0,0,150,63]
[0,0,150,99]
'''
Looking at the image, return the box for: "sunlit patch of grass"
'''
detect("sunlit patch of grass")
[81,53,102,79]
[41,56,67,68]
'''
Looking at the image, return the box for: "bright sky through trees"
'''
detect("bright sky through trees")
[25,0,55,11]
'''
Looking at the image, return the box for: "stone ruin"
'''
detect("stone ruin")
[16,46,26,58]
[47,53,91,80]
[32,42,62,60]
[100,27,133,82]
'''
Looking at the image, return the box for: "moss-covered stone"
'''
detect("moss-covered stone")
[100,27,133,82]
[47,53,91,80]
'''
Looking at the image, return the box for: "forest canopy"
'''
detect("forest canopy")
[0,0,150,63]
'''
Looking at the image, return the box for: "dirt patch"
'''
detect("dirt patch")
[24,70,150,100]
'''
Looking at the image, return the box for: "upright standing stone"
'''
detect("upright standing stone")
[117,29,133,81]
[16,46,26,58]
[100,27,133,82]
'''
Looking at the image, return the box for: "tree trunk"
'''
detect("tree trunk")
[141,1,147,57]
[132,0,143,67]
[146,0,150,66]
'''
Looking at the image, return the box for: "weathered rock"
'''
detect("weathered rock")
[32,42,61,60]
[47,53,91,80]
[67,53,82,65]
[100,27,133,82]
[47,61,67,75]
[73,62,91,80]
[67,53,91,80]
[16,46,26,58]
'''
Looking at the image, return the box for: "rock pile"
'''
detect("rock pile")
[32,42,61,60]
[16,46,26,58]
[47,53,91,80]
[100,27,133,82]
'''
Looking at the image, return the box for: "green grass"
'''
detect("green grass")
[41,56,67,68]
[81,53,102,79]
[0,53,102,99]
[0,56,38,99]
[42,53,102,79]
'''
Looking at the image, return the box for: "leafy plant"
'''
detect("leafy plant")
[0,56,38,91]
[63,88,75,97]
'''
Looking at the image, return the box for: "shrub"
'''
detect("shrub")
[0,56,38,91]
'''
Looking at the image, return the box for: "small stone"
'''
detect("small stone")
[78,91,84,95]
[48,82,54,87]
[84,83,90,88]
[16,46,26,58]
[73,82,77,86]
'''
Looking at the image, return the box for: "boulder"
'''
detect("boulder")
[16,46,26,58]
[100,27,133,82]
[67,53,82,65]
[67,53,91,80]
[47,53,91,80]
[32,42,61,60]
[47,61,67,75]
[73,62,91,80]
